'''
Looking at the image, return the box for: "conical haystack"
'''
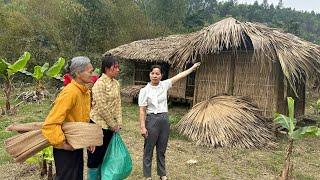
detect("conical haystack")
[175,95,275,149]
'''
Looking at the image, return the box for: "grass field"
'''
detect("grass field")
[0,95,319,180]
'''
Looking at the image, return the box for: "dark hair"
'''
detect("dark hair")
[101,55,118,74]
[150,65,162,74]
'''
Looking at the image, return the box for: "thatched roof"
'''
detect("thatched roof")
[106,17,320,91]
[175,95,275,149]
[106,34,194,63]
[170,17,320,90]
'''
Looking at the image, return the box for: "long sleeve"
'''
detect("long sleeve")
[115,82,122,125]
[42,89,75,147]
[92,80,117,128]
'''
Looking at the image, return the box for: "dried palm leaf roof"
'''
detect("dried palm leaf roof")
[106,34,195,63]
[170,17,320,90]
[175,95,275,149]
[106,17,320,91]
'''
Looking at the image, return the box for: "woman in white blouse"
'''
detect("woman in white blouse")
[139,62,200,180]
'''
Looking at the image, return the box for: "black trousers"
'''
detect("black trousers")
[87,125,114,168]
[143,113,169,177]
[53,148,83,180]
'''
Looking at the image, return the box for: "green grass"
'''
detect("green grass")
[0,96,320,179]
[0,97,51,165]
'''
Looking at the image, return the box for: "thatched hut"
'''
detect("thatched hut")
[107,17,320,118]
[107,34,197,101]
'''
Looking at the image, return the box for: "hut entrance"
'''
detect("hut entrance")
[134,62,150,85]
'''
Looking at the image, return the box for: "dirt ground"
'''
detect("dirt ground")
[0,100,319,180]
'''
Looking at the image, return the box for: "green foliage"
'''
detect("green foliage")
[26,146,54,164]
[94,67,101,75]
[32,63,49,80]
[274,97,320,140]
[0,52,31,111]
[22,57,65,81]
[46,57,65,79]
[1,0,320,86]
[0,59,9,78]
[7,52,31,77]
[0,52,31,79]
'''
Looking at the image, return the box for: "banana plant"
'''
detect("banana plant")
[26,146,54,180]
[21,57,65,101]
[45,57,65,80]
[0,52,31,112]
[274,97,320,180]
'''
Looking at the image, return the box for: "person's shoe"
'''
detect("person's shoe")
[160,176,168,180]
[145,177,152,180]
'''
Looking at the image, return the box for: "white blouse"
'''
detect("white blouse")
[138,79,172,114]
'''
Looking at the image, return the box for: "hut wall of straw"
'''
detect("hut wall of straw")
[280,78,305,118]
[168,67,187,99]
[232,51,277,118]
[293,81,305,117]
[193,51,305,118]
[194,53,231,103]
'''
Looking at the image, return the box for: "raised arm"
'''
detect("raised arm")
[170,62,201,84]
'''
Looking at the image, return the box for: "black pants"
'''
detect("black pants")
[53,148,83,180]
[87,125,114,168]
[143,113,170,177]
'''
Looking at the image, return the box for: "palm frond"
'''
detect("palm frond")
[106,34,195,64]
[170,18,320,92]
[175,95,275,149]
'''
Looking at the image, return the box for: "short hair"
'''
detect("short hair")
[101,55,118,74]
[69,56,91,78]
[150,65,162,74]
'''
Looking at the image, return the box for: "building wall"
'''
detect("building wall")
[193,51,305,118]
[194,53,232,103]
[232,52,278,118]
[168,68,187,99]
[194,51,279,118]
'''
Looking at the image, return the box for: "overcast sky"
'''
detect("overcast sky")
[221,0,320,13]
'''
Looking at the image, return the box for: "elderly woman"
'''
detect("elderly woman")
[87,55,122,179]
[139,62,200,180]
[42,56,95,180]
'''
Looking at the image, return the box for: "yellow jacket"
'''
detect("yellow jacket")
[42,80,90,147]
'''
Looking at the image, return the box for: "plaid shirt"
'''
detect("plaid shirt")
[90,74,122,129]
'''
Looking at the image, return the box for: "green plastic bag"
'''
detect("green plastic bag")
[101,132,133,180]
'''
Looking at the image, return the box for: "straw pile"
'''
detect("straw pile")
[175,95,275,149]
[5,122,103,162]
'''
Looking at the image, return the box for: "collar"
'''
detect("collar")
[71,80,89,93]
[146,81,162,89]
[101,73,114,83]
